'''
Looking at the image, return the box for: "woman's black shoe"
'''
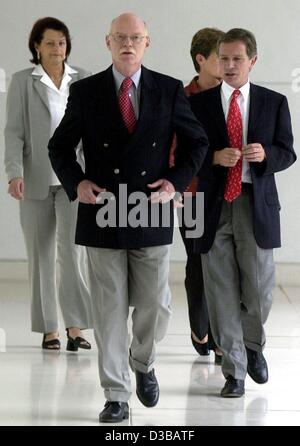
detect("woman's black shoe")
[42,334,60,350]
[66,328,91,351]
[191,334,210,356]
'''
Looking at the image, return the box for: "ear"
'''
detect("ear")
[105,35,111,50]
[145,36,150,48]
[195,53,206,68]
[249,55,257,71]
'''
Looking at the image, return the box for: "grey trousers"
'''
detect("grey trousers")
[201,186,275,380]
[86,245,172,402]
[20,186,92,333]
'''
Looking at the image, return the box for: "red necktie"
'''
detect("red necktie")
[119,77,136,133]
[224,89,243,202]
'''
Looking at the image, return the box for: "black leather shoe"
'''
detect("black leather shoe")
[191,334,210,356]
[214,351,222,365]
[221,376,245,398]
[99,401,129,423]
[135,369,159,407]
[246,347,268,384]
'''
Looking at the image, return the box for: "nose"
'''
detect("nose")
[227,59,235,69]
[123,36,133,46]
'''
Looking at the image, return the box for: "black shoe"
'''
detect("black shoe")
[99,401,129,423]
[135,369,159,407]
[66,328,91,351]
[221,376,245,398]
[42,334,60,350]
[214,351,222,365]
[191,334,210,356]
[246,346,268,384]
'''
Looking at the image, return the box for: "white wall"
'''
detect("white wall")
[0,0,299,262]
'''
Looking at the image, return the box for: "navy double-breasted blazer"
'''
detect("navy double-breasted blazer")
[48,65,208,249]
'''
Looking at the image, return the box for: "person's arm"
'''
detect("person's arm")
[4,74,25,185]
[251,95,296,176]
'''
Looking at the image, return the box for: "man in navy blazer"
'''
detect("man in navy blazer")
[49,13,208,422]
[189,28,296,397]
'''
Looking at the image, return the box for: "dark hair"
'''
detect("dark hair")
[190,28,225,73]
[217,28,257,58]
[28,17,71,64]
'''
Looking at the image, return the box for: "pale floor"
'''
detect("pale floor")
[0,274,300,426]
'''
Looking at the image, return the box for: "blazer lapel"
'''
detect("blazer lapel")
[69,72,81,85]
[138,66,161,123]
[247,83,266,142]
[118,66,162,158]
[32,75,50,113]
[100,67,128,136]
[31,68,82,115]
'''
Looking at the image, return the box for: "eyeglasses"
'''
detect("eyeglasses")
[109,33,148,44]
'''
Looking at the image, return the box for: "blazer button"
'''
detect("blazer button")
[103,143,109,148]
[114,168,120,174]
[141,171,147,176]
[152,142,156,147]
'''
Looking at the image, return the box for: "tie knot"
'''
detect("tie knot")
[121,77,133,92]
[232,89,240,100]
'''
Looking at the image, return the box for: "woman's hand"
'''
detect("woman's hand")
[8,177,24,200]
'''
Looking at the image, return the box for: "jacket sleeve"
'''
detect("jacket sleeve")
[48,82,86,201]
[164,82,208,193]
[4,74,25,181]
[254,95,296,176]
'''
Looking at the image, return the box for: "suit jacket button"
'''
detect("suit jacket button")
[141,170,147,176]
[152,142,156,147]
[114,168,120,174]
[103,143,109,148]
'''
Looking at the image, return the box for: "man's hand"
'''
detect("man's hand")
[77,180,106,204]
[242,143,265,162]
[8,177,24,200]
[147,179,183,208]
[213,148,241,167]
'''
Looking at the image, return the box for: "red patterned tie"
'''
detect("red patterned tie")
[119,77,136,133]
[224,89,243,202]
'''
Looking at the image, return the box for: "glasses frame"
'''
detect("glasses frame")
[109,33,148,44]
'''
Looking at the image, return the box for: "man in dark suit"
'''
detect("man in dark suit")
[189,28,296,397]
[48,13,208,422]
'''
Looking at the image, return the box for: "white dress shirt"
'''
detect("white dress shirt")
[221,80,252,183]
[31,63,77,185]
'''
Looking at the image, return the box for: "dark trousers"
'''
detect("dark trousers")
[179,221,216,350]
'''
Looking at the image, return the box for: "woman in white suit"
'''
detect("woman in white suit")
[4,17,92,350]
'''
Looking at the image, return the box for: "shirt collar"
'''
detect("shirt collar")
[31,62,77,77]
[112,65,142,91]
[221,79,250,102]
[31,63,77,91]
